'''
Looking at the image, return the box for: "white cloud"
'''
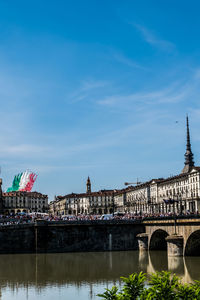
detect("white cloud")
[81,80,108,91]
[134,24,175,52]
[113,52,146,70]
[97,70,200,107]
[70,79,110,103]
[0,144,48,155]
[97,86,183,106]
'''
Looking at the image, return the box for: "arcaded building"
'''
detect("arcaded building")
[2,190,48,214]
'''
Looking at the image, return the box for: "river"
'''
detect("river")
[0,251,200,299]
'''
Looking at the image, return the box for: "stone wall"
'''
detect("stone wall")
[0,220,145,254]
[36,221,144,253]
[0,224,35,254]
[2,218,200,255]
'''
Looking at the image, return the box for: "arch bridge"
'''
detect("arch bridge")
[137,218,200,256]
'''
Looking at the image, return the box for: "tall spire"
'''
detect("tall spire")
[182,115,194,173]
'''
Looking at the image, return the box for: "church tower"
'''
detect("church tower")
[182,115,195,173]
[86,176,91,193]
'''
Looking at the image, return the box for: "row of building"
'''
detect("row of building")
[49,116,200,216]
[49,169,200,217]
[0,116,199,216]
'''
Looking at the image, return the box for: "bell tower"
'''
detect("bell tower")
[86,176,91,193]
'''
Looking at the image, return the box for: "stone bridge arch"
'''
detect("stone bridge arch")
[149,229,169,251]
[138,219,200,256]
[184,230,200,256]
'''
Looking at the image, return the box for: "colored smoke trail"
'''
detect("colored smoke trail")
[7,171,37,192]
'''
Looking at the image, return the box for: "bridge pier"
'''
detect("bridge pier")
[137,233,149,251]
[166,235,184,257]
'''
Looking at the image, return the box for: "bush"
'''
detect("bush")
[97,271,200,300]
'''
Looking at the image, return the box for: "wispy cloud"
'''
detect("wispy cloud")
[80,80,108,91]
[4,163,98,174]
[113,52,147,70]
[0,111,163,162]
[70,79,110,103]
[0,144,48,156]
[97,85,184,106]
[97,69,200,107]
[134,24,175,52]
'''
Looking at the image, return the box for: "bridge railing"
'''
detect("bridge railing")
[0,214,200,227]
[142,214,200,221]
[43,219,142,225]
[37,214,200,225]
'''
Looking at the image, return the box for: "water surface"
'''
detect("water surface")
[0,251,200,300]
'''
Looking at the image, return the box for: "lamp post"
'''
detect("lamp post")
[174,213,177,235]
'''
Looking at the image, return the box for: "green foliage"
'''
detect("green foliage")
[120,272,146,300]
[176,283,197,299]
[97,286,119,300]
[145,271,178,299]
[97,271,200,300]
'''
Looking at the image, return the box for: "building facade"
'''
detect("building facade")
[50,177,115,216]
[116,116,200,215]
[49,116,200,216]
[2,191,48,214]
[50,190,115,216]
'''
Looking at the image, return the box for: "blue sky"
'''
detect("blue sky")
[1,0,200,200]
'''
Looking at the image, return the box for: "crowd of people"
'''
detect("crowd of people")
[0,213,34,226]
[0,210,199,226]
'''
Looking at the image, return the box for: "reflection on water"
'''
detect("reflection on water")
[0,251,199,299]
[148,251,168,272]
